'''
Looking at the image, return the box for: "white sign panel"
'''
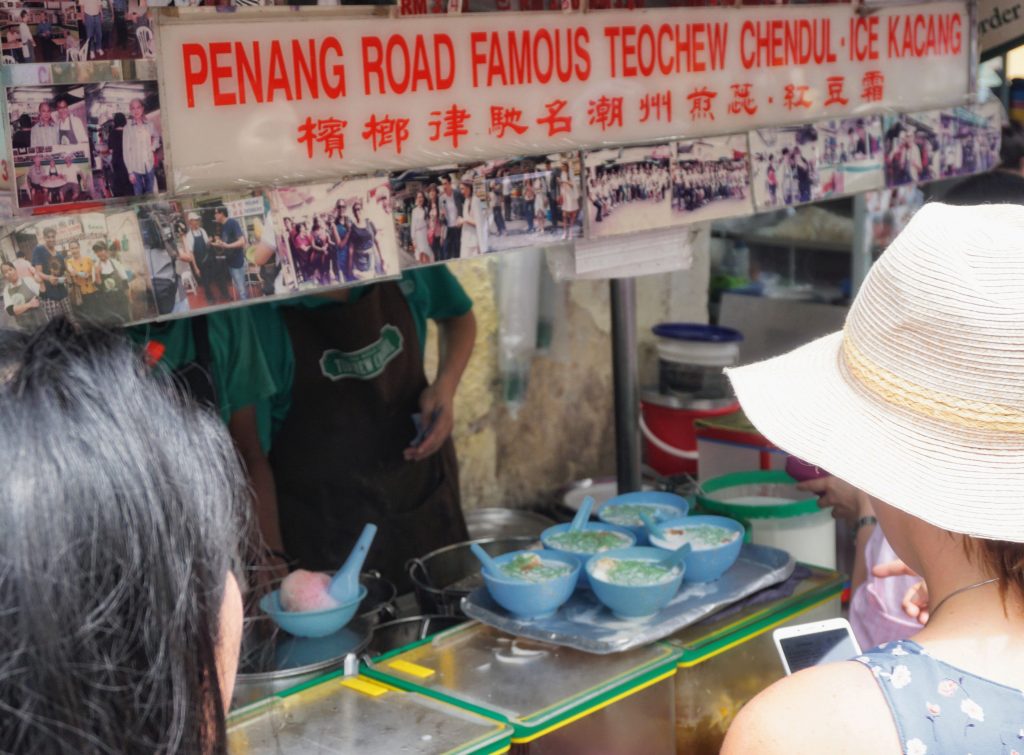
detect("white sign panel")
[157,4,969,194]
[978,0,1024,55]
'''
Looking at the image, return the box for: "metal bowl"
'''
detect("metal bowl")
[232,617,372,710]
[406,535,540,616]
[367,615,465,658]
[464,507,555,541]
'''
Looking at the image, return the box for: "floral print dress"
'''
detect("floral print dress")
[856,640,1024,755]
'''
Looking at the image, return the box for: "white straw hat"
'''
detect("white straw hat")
[727,203,1024,543]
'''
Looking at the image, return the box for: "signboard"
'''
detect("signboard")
[157,3,970,194]
[978,0,1024,57]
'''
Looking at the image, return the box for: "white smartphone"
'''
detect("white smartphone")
[773,617,862,675]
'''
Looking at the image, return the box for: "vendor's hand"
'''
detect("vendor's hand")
[797,476,874,525]
[128,174,136,185]
[873,559,929,625]
[405,383,453,462]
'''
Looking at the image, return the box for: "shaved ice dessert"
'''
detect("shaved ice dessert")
[657,523,740,551]
[279,569,341,612]
[500,553,573,582]
[545,529,632,554]
[599,502,681,528]
[590,557,681,586]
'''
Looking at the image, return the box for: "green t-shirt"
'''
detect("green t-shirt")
[126,308,280,453]
[250,266,473,440]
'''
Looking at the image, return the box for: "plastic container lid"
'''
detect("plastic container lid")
[228,673,512,754]
[652,324,744,343]
[698,471,820,519]
[364,622,681,743]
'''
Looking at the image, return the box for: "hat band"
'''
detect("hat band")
[841,336,1024,433]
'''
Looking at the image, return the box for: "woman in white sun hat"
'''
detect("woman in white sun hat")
[722,202,1024,755]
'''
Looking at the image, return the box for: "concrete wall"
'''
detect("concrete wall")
[424,242,710,511]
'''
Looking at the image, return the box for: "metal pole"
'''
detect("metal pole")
[851,193,872,298]
[610,278,641,493]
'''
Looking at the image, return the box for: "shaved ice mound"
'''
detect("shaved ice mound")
[279,570,340,612]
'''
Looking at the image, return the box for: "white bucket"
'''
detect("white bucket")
[697,472,837,569]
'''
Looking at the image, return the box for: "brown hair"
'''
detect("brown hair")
[967,539,1024,607]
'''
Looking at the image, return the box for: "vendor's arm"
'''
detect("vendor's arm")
[405,307,476,461]
[228,405,284,556]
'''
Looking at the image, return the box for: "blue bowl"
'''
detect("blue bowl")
[585,546,685,619]
[596,491,690,545]
[482,550,580,620]
[540,522,637,587]
[260,585,368,638]
[648,515,745,582]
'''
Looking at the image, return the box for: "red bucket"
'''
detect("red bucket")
[640,392,738,477]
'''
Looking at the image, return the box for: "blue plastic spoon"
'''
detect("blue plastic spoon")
[663,542,692,567]
[639,510,667,541]
[470,542,510,579]
[570,496,596,532]
[327,523,378,604]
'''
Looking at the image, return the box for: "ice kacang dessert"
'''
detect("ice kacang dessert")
[545,529,632,554]
[599,502,681,527]
[279,569,342,612]
[590,557,681,586]
[657,523,740,551]
[499,553,572,582]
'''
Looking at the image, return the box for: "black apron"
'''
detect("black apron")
[269,284,467,590]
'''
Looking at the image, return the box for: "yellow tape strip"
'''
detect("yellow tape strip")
[388,659,436,679]
[340,677,389,698]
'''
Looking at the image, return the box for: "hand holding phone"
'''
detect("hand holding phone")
[773,618,862,675]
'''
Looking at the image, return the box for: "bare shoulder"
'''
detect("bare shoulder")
[721,661,901,755]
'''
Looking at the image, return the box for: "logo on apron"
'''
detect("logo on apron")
[319,324,404,382]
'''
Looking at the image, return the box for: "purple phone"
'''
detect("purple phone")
[785,456,829,483]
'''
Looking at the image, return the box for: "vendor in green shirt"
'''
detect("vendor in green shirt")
[126,308,287,574]
[249,266,476,589]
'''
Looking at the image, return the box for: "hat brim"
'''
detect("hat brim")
[727,332,1024,541]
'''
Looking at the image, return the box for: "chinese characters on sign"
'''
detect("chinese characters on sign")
[160,4,969,193]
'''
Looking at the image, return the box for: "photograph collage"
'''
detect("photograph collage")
[0,101,1003,332]
[7,79,163,209]
[1,0,154,65]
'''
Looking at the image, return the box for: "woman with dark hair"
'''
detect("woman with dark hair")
[291,221,315,285]
[0,319,249,754]
[310,215,332,285]
[108,112,132,198]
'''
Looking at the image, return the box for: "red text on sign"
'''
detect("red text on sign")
[361,34,455,95]
[183,38,346,108]
[739,19,837,69]
[603,23,727,77]
[469,28,591,87]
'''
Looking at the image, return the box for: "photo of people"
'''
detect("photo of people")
[672,134,753,224]
[8,84,88,208]
[470,155,583,253]
[865,186,925,250]
[938,104,1003,179]
[270,178,399,289]
[0,212,155,329]
[1,2,79,64]
[585,144,672,239]
[883,112,941,188]
[390,166,468,268]
[750,125,823,211]
[818,117,885,198]
[87,80,164,199]
[75,0,154,62]
[8,81,162,208]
